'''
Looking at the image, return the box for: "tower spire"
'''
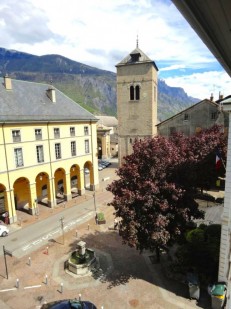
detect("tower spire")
[136,35,139,48]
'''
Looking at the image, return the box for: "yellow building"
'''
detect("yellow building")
[0,76,99,224]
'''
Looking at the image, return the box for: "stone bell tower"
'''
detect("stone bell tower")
[116,41,158,166]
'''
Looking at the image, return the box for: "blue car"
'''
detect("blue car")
[41,299,97,309]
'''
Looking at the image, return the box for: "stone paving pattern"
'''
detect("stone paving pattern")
[0,159,223,309]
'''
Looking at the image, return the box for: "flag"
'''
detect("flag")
[216,150,222,170]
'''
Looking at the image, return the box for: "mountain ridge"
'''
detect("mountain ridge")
[0,47,199,121]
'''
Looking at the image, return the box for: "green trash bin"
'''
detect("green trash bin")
[211,283,227,309]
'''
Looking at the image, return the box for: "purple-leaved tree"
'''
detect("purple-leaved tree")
[107,125,226,259]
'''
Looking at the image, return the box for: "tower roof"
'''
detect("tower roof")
[116,47,158,71]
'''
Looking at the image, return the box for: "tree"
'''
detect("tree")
[107,125,226,256]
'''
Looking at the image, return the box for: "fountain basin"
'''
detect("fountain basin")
[67,248,96,275]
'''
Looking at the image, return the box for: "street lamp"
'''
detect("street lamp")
[60,216,64,245]
[93,192,97,214]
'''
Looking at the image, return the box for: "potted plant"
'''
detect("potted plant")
[96,212,106,224]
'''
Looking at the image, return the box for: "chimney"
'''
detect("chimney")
[46,87,56,103]
[4,74,12,90]
[210,93,214,101]
[219,91,224,100]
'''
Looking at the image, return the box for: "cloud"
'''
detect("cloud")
[0,0,62,46]
[0,0,230,99]
[164,71,231,100]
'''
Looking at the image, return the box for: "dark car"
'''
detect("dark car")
[41,299,97,309]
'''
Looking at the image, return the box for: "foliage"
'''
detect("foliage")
[175,224,221,284]
[107,125,226,253]
[96,212,105,221]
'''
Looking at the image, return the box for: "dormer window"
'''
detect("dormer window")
[130,51,141,62]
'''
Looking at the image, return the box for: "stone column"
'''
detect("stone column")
[29,182,37,215]
[64,172,72,201]
[6,189,17,224]
[47,177,56,208]
[78,169,85,196]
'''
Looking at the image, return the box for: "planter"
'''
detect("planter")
[96,212,106,225]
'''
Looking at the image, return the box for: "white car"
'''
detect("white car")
[0,225,9,237]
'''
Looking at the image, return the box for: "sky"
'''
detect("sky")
[0,0,231,100]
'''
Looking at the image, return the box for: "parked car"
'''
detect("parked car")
[0,225,9,237]
[98,165,103,171]
[84,168,90,174]
[41,299,97,309]
[100,160,111,167]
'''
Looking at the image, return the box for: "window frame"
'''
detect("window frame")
[35,128,42,140]
[14,147,24,167]
[54,128,60,139]
[84,126,89,136]
[36,145,44,163]
[71,141,77,156]
[70,127,75,137]
[55,143,61,159]
[84,139,90,154]
[12,130,21,142]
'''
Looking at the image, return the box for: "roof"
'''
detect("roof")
[172,0,231,78]
[157,99,218,127]
[96,115,118,127]
[116,47,158,71]
[0,78,97,123]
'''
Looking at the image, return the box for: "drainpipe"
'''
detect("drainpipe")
[47,122,56,207]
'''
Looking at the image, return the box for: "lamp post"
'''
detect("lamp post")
[93,192,97,214]
[60,216,64,245]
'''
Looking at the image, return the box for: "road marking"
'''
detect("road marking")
[0,288,17,292]
[21,212,93,252]
[24,285,41,289]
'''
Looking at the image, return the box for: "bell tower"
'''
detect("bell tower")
[116,43,158,166]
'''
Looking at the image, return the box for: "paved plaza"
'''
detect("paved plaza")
[0,159,223,309]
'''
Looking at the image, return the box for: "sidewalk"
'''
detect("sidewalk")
[0,158,211,309]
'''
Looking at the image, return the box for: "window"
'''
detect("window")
[54,128,60,139]
[12,130,21,142]
[211,112,217,120]
[36,145,44,163]
[135,85,140,100]
[85,140,90,154]
[70,127,75,136]
[184,114,189,121]
[55,143,61,159]
[35,129,42,140]
[130,86,134,100]
[14,148,23,167]
[71,141,76,156]
[84,126,89,135]
[130,85,140,100]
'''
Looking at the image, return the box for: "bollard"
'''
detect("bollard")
[76,230,78,238]
[45,274,48,285]
[16,278,19,289]
[88,224,90,230]
[79,294,81,301]
[60,282,63,293]
[63,203,66,208]
[19,218,22,226]
[28,257,31,266]
[46,246,49,255]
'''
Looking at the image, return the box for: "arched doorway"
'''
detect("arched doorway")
[54,168,66,203]
[13,177,31,213]
[0,184,8,223]
[35,172,50,206]
[70,164,80,198]
[84,161,93,190]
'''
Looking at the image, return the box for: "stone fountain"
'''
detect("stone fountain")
[66,241,97,275]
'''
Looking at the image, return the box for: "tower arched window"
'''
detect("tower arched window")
[135,85,140,100]
[130,86,134,100]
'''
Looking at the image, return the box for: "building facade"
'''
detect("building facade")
[0,76,99,224]
[157,98,228,137]
[116,45,158,165]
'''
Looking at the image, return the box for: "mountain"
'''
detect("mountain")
[0,47,198,121]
